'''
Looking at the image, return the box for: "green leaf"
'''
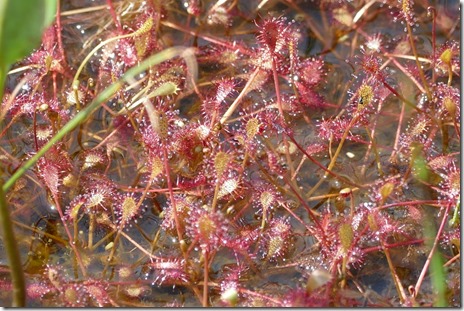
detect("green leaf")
[0,0,57,71]
[411,142,430,182]
[0,182,25,306]
[430,250,447,307]
[424,219,448,307]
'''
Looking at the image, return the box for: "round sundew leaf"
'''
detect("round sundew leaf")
[120,197,138,226]
[246,117,261,140]
[260,191,274,210]
[214,151,230,178]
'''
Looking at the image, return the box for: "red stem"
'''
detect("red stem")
[362,239,424,254]
[33,110,38,152]
[202,250,209,307]
[271,58,284,123]
[162,147,185,252]
[55,0,66,66]
[285,133,361,188]
[390,101,405,161]
[106,0,122,33]
[51,193,87,277]
[283,175,329,247]
[378,200,440,210]
[428,7,437,84]
[161,20,251,55]
[413,204,451,296]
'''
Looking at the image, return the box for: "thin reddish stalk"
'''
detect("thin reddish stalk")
[383,240,407,303]
[406,22,431,100]
[202,250,209,307]
[413,204,451,296]
[286,133,361,188]
[283,175,328,245]
[428,7,436,84]
[271,59,284,122]
[33,110,39,152]
[271,56,297,180]
[161,20,251,55]
[444,253,460,267]
[305,114,360,199]
[390,101,405,161]
[55,0,66,66]
[238,288,283,306]
[106,0,122,33]
[51,193,87,277]
[362,239,424,254]
[220,67,260,125]
[378,200,440,210]
[162,146,188,260]
[278,200,315,234]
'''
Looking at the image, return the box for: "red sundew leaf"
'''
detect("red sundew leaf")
[252,183,281,230]
[317,117,353,141]
[297,58,325,86]
[214,78,237,103]
[160,194,196,234]
[147,258,189,286]
[263,217,292,261]
[305,143,326,155]
[186,207,230,251]
[116,194,141,228]
[131,13,158,58]
[27,25,64,74]
[117,38,138,67]
[80,149,107,172]
[38,161,59,196]
[6,92,44,118]
[64,195,86,221]
[256,16,288,55]
[83,280,110,307]
[360,54,385,79]
[27,282,55,300]
[296,82,326,108]
[197,44,241,65]
[0,279,12,291]
[436,40,460,71]
[40,25,58,54]
[427,155,454,172]
[171,123,205,168]
[396,0,416,27]
[433,83,460,121]
[112,115,134,141]
[61,283,86,307]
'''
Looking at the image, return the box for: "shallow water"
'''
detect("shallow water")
[0,0,460,307]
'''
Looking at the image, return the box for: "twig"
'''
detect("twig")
[220,67,260,125]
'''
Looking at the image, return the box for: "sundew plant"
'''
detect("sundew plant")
[0,0,460,307]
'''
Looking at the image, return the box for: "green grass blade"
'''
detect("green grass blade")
[0,183,25,306]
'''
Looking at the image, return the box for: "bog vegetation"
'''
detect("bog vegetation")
[0,0,460,307]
